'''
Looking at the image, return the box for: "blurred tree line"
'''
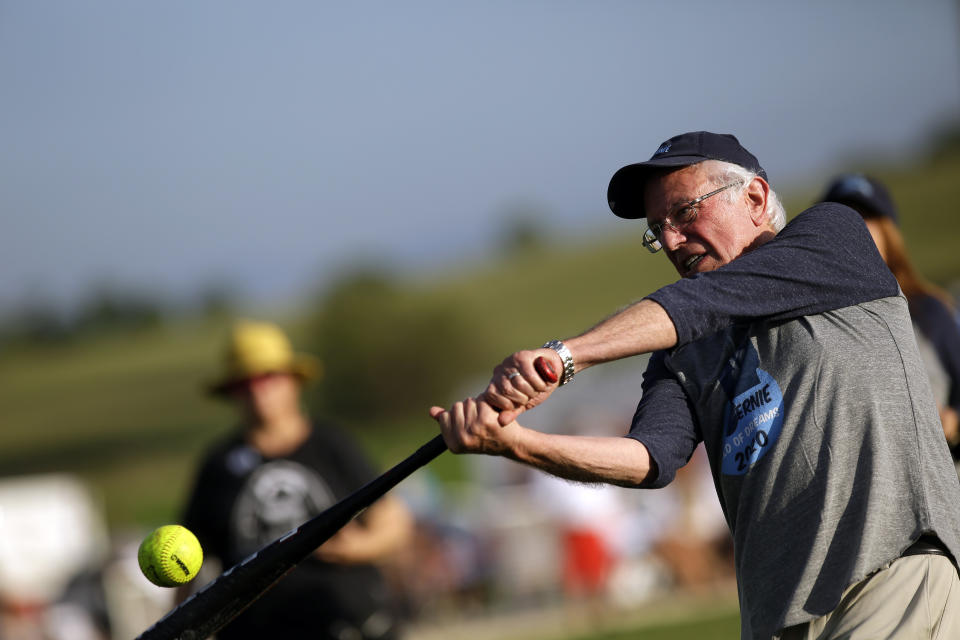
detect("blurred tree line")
[0,207,547,426]
[307,268,497,423]
[0,283,238,346]
[0,267,503,427]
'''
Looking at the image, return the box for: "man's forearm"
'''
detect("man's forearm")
[564,299,677,372]
[481,300,677,426]
[508,426,656,488]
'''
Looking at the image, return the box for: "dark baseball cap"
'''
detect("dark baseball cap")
[820,174,898,225]
[607,131,768,219]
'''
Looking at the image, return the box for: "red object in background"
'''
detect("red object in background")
[562,528,613,596]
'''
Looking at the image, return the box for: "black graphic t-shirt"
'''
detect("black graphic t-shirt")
[182,422,398,640]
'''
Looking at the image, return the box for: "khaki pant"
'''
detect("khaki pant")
[776,555,959,640]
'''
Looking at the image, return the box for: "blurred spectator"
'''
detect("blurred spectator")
[385,516,490,620]
[0,474,109,640]
[821,175,960,468]
[383,472,492,620]
[180,320,413,640]
[517,414,731,608]
[528,471,622,599]
[44,534,175,640]
[648,446,733,590]
[523,419,633,602]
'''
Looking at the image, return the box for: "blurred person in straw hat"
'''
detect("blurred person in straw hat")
[820,174,960,469]
[180,320,413,640]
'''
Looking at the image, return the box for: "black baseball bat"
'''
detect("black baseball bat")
[136,434,446,640]
[136,357,558,640]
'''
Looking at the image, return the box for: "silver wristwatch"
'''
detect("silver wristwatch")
[542,339,575,386]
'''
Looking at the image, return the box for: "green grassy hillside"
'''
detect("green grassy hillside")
[0,320,237,525]
[2,151,958,528]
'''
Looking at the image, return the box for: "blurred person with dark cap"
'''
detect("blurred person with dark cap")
[821,174,960,467]
[180,320,413,640]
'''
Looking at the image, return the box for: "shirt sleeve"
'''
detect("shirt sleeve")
[646,202,901,346]
[911,294,960,410]
[625,351,701,488]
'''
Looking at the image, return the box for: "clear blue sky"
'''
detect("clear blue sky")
[2,1,958,314]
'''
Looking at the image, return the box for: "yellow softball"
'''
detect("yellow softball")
[137,524,203,587]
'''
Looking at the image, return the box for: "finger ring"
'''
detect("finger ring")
[507,372,521,380]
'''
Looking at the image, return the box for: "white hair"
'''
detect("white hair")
[699,160,787,232]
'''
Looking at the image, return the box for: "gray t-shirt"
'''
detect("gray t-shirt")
[629,203,960,639]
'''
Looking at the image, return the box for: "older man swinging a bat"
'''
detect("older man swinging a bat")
[430,131,960,640]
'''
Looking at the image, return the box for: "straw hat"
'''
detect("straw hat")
[207,320,322,396]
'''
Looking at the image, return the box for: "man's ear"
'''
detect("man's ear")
[745,176,770,227]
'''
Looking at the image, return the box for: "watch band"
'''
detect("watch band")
[542,340,575,386]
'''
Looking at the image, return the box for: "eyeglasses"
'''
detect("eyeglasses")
[642,180,743,253]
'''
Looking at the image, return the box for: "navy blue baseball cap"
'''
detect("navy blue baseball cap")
[607,131,768,219]
[820,174,898,225]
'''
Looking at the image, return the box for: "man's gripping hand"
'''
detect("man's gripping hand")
[429,397,521,455]
[482,349,562,426]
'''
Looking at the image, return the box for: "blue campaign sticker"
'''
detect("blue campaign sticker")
[720,367,784,475]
